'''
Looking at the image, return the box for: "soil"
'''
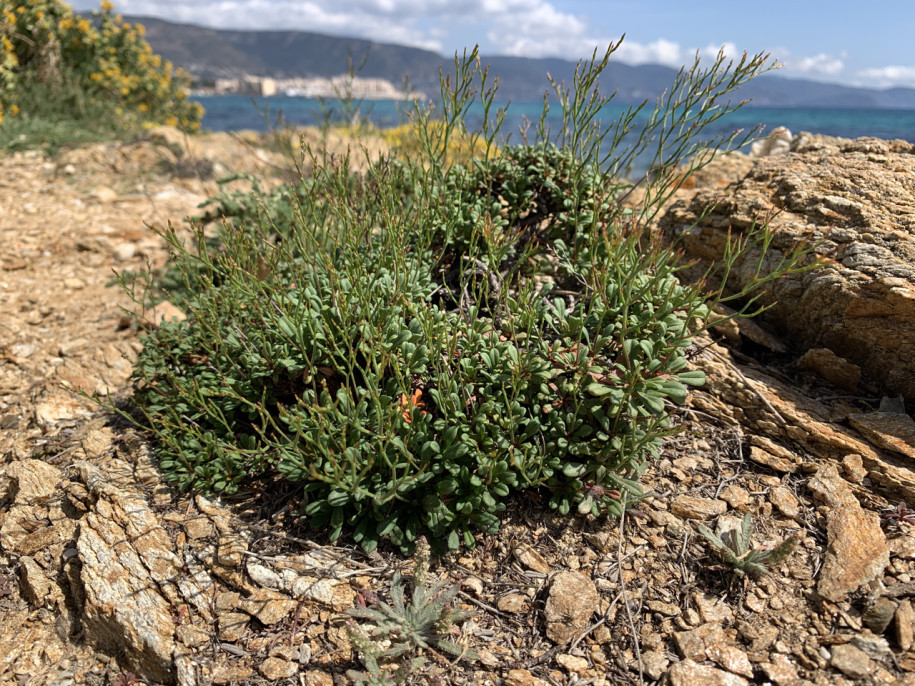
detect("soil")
[1,130,914,686]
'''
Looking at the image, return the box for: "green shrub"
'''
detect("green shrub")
[0,0,202,147]
[120,47,813,553]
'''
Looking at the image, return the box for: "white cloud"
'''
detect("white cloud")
[94,0,446,50]
[788,53,845,76]
[613,39,683,67]
[857,65,915,88]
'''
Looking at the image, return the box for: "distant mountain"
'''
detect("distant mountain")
[125,16,915,109]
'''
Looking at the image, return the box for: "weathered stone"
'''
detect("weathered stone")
[841,453,868,483]
[175,623,211,649]
[556,653,589,675]
[641,650,670,681]
[290,576,355,611]
[760,654,800,685]
[769,486,800,518]
[544,571,599,644]
[748,446,797,473]
[246,561,283,591]
[513,543,551,574]
[77,501,177,683]
[659,135,915,398]
[674,622,727,661]
[707,643,754,678]
[830,643,872,678]
[691,340,915,503]
[694,592,734,624]
[3,459,62,505]
[719,485,752,510]
[209,661,254,684]
[646,600,680,617]
[183,517,215,540]
[863,597,898,634]
[808,465,889,601]
[19,555,64,608]
[848,412,915,459]
[216,533,247,568]
[497,593,529,613]
[895,599,915,651]
[670,495,727,519]
[258,656,298,680]
[217,612,249,642]
[798,348,861,391]
[667,658,749,686]
[74,460,217,683]
[504,669,549,686]
[240,588,296,625]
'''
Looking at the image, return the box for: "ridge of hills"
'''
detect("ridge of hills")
[127,14,915,108]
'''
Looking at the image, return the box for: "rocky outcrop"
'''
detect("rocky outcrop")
[659,134,915,398]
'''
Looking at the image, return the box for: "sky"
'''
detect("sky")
[70,0,915,89]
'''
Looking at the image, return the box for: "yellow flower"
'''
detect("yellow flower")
[9,104,18,116]
[100,0,114,11]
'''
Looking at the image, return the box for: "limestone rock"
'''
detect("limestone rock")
[78,504,177,683]
[497,593,529,613]
[513,543,551,574]
[239,588,296,625]
[690,340,915,503]
[769,486,800,519]
[830,643,872,679]
[258,656,297,680]
[848,411,915,458]
[504,669,549,686]
[760,654,800,685]
[290,576,356,611]
[863,596,897,634]
[544,571,599,644]
[670,495,727,519]
[808,465,889,601]
[659,135,915,398]
[3,459,62,505]
[19,555,64,608]
[74,460,216,684]
[217,612,249,642]
[641,650,670,681]
[895,599,915,651]
[667,658,749,686]
[798,347,861,391]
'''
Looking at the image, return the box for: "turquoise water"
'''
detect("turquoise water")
[193,95,915,144]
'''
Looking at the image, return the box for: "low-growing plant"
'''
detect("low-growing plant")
[117,44,815,553]
[346,538,476,684]
[697,513,800,578]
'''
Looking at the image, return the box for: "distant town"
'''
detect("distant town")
[191,74,423,100]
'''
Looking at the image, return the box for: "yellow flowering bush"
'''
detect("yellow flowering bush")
[0,0,202,131]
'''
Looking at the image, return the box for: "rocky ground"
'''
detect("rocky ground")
[1,128,914,686]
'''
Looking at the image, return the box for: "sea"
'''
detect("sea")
[192,95,915,174]
[193,95,915,141]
